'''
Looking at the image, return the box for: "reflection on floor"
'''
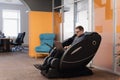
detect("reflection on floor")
[0,52,120,80]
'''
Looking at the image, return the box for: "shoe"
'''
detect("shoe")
[34,64,48,70]
[34,64,41,70]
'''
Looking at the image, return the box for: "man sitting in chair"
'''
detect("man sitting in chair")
[34,25,85,70]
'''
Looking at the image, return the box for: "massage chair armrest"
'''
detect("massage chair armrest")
[62,34,76,47]
[50,58,60,69]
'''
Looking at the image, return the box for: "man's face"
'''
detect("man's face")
[75,29,83,37]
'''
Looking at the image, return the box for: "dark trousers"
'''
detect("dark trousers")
[42,48,64,67]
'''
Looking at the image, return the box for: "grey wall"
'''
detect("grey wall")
[0,3,29,45]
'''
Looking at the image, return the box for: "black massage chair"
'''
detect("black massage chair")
[40,32,101,78]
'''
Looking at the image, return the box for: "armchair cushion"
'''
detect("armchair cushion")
[35,33,55,53]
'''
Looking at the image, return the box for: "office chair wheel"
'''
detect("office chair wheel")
[11,47,16,52]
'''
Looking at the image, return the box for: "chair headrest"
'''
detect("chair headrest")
[40,33,55,40]
[84,32,96,36]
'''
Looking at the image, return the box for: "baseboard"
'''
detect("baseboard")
[115,71,120,75]
[93,65,120,75]
[92,65,117,75]
[23,44,29,47]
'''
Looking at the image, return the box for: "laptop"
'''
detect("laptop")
[54,41,64,51]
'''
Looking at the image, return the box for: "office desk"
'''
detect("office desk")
[0,38,10,52]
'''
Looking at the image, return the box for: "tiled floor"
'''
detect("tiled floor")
[0,52,120,80]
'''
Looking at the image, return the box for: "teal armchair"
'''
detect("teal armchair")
[35,33,55,53]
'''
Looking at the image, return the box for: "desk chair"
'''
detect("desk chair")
[11,32,25,52]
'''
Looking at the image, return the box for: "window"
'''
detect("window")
[2,10,20,37]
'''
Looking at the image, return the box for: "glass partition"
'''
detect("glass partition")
[64,0,74,5]
[114,0,120,74]
[53,0,93,41]
[75,0,89,32]
[93,0,114,70]
[63,4,74,40]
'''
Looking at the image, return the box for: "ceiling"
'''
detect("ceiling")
[0,0,53,11]
[23,0,52,11]
[0,0,22,5]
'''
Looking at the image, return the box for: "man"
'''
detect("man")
[34,25,84,70]
[64,25,84,49]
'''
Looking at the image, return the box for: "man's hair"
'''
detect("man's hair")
[75,25,84,31]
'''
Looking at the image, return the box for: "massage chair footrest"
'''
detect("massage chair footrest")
[41,67,93,78]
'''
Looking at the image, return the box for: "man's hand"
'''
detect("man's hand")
[64,45,71,50]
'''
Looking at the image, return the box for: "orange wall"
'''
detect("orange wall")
[29,11,53,57]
